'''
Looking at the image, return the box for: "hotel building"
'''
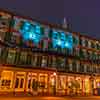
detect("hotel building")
[0,9,100,96]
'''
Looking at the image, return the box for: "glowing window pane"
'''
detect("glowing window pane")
[52,30,73,49]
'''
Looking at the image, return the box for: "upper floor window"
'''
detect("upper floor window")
[88,40,91,48]
[19,52,27,65]
[0,31,6,42]
[41,56,48,67]
[32,54,38,67]
[56,57,66,70]
[7,49,16,64]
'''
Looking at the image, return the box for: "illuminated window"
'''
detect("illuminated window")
[41,56,48,67]
[39,74,48,89]
[0,71,13,89]
[52,30,73,50]
[7,49,16,64]
[73,35,79,46]
[19,52,27,64]
[15,78,19,88]
[1,80,11,87]
[19,21,42,44]
[32,54,38,66]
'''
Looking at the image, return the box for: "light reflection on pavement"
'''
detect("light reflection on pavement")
[0,96,100,100]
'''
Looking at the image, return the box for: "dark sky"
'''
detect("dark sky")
[0,0,100,39]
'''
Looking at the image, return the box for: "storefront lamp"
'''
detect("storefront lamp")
[53,72,56,76]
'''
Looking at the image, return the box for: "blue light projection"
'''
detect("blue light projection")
[13,17,73,52]
[52,30,73,49]
[19,21,42,44]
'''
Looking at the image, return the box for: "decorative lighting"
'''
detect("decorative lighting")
[53,72,56,76]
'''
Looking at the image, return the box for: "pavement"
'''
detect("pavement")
[0,96,100,100]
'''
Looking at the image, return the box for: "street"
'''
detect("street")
[0,96,100,100]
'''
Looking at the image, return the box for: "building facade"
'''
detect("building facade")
[0,9,100,96]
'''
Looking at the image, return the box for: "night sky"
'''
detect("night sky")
[0,0,100,39]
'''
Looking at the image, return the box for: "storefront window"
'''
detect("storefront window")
[58,76,66,89]
[20,78,24,88]
[15,78,19,88]
[0,71,13,90]
[84,78,90,94]
[0,31,6,42]
[39,74,48,89]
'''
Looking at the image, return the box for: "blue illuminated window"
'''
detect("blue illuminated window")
[52,30,73,49]
[19,21,42,44]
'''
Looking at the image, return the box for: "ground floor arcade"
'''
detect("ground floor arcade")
[0,66,100,96]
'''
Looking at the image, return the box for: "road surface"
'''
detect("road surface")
[0,96,100,100]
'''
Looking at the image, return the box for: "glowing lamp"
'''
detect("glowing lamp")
[53,72,56,76]
[57,40,61,45]
[65,42,69,47]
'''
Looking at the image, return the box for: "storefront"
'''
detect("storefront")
[0,67,100,96]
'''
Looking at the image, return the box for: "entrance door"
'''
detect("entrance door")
[14,72,26,92]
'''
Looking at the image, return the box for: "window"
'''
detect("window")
[32,54,38,67]
[56,57,66,71]
[0,31,6,42]
[10,32,20,44]
[81,38,86,47]
[73,35,79,47]
[20,78,24,88]
[1,80,11,87]
[88,40,91,48]
[39,76,45,88]
[52,56,57,68]
[37,55,42,66]
[7,49,16,64]
[72,61,77,72]
[79,63,84,73]
[41,56,48,67]
[76,61,80,72]
[27,54,32,65]
[39,74,48,89]
[0,19,9,29]
[68,60,73,72]
[19,52,27,64]
[15,78,19,88]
